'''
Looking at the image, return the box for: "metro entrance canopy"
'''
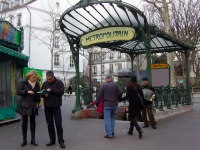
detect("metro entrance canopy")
[60,0,193,112]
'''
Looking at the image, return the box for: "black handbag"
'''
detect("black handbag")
[138,93,144,108]
[34,106,38,115]
[15,98,22,114]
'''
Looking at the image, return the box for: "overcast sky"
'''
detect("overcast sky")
[65,0,142,9]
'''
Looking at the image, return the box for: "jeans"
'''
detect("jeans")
[44,107,64,144]
[103,106,117,138]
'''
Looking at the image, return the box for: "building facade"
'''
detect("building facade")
[87,47,147,85]
[1,0,85,86]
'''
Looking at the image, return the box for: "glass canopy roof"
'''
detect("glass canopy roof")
[60,0,193,54]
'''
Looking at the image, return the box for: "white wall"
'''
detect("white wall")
[4,0,85,83]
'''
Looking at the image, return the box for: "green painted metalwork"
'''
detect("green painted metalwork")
[80,87,93,105]
[0,45,29,61]
[66,36,82,113]
[60,0,194,112]
[0,20,27,121]
[153,85,192,111]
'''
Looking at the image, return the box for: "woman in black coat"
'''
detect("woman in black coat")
[122,76,144,139]
[16,70,40,147]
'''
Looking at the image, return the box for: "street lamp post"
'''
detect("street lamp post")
[87,47,93,102]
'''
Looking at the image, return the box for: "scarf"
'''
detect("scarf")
[28,80,36,89]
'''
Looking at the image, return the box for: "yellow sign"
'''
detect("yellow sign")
[80,27,135,47]
[151,64,169,69]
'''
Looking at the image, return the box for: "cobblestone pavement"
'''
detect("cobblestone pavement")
[0,95,200,150]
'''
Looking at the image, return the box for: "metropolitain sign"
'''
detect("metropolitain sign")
[80,27,135,47]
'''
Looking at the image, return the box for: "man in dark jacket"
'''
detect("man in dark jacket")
[96,74,122,139]
[41,71,65,148]
[141,77,157,129]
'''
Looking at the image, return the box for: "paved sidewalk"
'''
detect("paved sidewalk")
[0,95,200,150]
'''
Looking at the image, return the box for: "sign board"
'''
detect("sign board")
[80,27,135,47]
[0,21,21,45]
[151,64,169,69]
[23,67,43,85]
[151,64,170,87]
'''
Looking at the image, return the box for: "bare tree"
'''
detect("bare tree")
[30,0,61,71]
[170,0,200,77]
[143,0,200,84]
[143,0,176,86]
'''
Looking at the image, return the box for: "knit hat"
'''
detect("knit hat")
[142,77,148,81]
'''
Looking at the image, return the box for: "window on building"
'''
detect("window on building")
[109,64,113,73]
[101,53,105,60]
[101,65,104,74]
[54,54,60,66]
[70,55,75,67]
[118,52,121,59]
[93,66,97,75]
[21,0,25,5]
[93,54,97,61]
[118,63,122,70]
[110,52,114,60]
[54,36,59,48]
[55,19,60,30]
[17,13,22,26]
[9,15,14,24]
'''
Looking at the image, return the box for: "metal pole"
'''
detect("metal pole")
[26,6,31,67]
[72,43,82,112]
[130,54,135,76]
[88,51,93,102]
[185,50,191,104]
[89,52,92,89]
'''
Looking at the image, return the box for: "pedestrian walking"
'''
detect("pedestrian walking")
[41,71,65,148]
[121,76,144,139]
[16,70,40,147]
[141,77,157,129]
[96,74,122,139]
[68,85,72,97]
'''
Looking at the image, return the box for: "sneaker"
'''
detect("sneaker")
[104,135,112,139]
[112,132,115,136]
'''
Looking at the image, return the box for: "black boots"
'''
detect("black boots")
[21,125,27,147]
[31,125,38,146]
[127,125,133,135]
[139,131,143,139]
[31,139,38,146]
[21,124,38,146]
[21,140,27,147]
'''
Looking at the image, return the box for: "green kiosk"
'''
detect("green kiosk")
[0,20,28,122]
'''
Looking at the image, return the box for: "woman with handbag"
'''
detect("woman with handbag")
[16,70,40,147]
[121,76,144,139]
